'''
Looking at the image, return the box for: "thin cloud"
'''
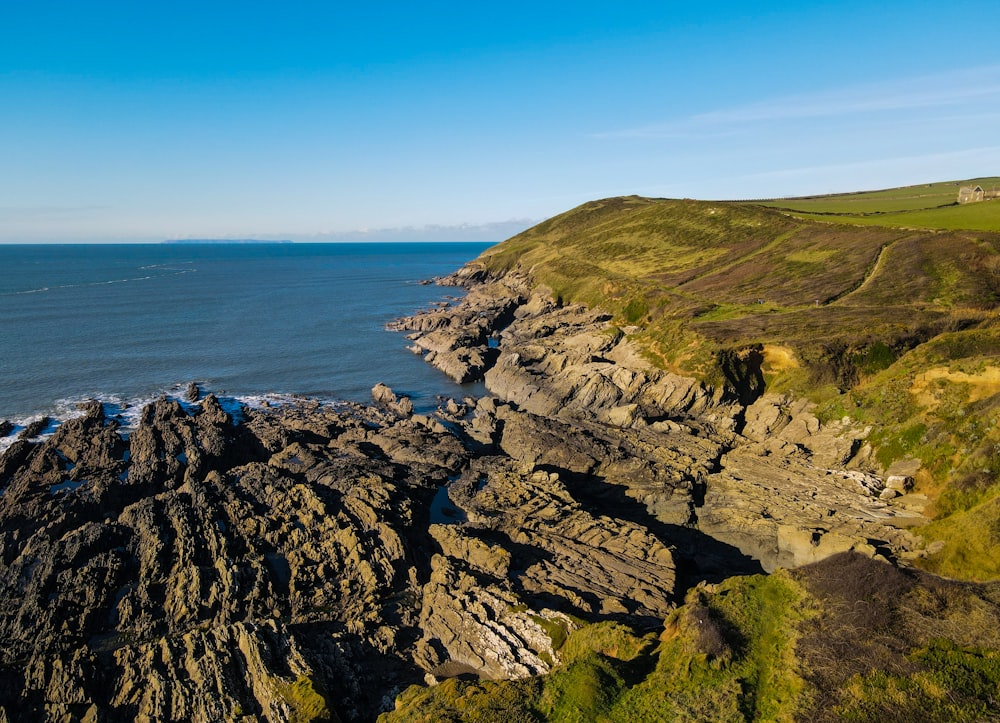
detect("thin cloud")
[0,204,108,220]
[739,145,1000,181]
[711,145,1000,200]
[595,65,1000,139]
[293,219,538,243]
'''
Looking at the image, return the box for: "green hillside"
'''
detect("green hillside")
[473,189,1000,581]
[381,182,1000,721]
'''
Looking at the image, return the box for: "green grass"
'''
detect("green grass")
[787,202,1000,233]
[917,495,1000,581]
[757,177,1000,211]
[610,573,807,722]
[274,675,334,723]
[832,641,1000,722]
[756,177,1000,232]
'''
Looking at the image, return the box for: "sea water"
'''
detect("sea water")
[0,242,491,430]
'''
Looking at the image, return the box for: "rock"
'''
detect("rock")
[886,458,922,479]
[388,275,526,383]
[741,394,792,441]
[606,403,640,428]
[394,264,927,580]
[444,398,463,416]
[185,381,201,402]
[371,383,414,416]
[886,475,914,493]
[0,397,473,720]
[698,445,920,572]
[0,421,12,438]
[460,460,679,617]
[413,458,678,680]
[18,417,49,440]
[885,459,921,494]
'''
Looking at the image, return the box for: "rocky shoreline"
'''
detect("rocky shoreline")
[392,264,929,567]
[0,262,931,721]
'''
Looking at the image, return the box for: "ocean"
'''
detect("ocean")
[0,242,491,430]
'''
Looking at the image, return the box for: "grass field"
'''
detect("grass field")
[755,177,1000,232]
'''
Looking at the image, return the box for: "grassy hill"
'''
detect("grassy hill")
[472,186,1000,581]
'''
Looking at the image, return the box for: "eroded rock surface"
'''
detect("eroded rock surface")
[0,398,451,721]
[0,392,686,720]
[396,266,926,575]
[0,262,930,721]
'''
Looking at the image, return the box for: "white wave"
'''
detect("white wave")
[2,267,196,297]
[0,415,63,455]
[138,262,196,271]
[0,385,366,458]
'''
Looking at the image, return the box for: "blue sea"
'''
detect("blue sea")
[0,242,491,429]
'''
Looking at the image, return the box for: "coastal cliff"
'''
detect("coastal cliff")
[2,194,1000,721]
[392,264,927,571]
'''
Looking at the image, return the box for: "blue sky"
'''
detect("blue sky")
[2,1,1000,242]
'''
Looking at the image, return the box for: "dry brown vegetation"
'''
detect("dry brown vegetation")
[794,553,1000,722]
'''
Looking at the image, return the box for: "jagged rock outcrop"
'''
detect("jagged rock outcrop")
[413,457,677,681]
[0,259,936,721]
[371,383,414,417]
[415,522,567,681]
[398,276,715,426]
[698,447,923,572]
[387,274,526,383]
[0,398,458,721]
[393,264,929,577]
[0,384,690,720]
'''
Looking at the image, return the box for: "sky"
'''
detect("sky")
[2,0,1000,242]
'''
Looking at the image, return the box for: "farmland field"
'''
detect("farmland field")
[755,177,1000,231]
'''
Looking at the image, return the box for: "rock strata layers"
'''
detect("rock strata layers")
[395,266,926,576]
[0,262,930,721]
[0,388,684,720]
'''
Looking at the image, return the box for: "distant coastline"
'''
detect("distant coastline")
[162,239,293,244]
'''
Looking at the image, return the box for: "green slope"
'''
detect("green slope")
[470,190,1000,581]
[383,182,1000,721]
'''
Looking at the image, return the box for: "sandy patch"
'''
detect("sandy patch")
[762,344,799,372]
[910,366,1000,408]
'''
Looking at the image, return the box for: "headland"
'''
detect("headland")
[2,182,1000,721]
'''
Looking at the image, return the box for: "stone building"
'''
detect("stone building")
[958,185,1000,204]
[958,185,985,204]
